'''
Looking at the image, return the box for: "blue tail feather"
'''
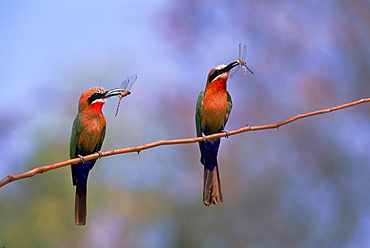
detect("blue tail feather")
[72,148,98,188]
[200,138,221,171]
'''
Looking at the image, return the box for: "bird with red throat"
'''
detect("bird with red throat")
[196,45,254,206]
[70,86,127,225]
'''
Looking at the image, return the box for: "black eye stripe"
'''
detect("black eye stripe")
[88,92,105,104]
[208,68,226,82]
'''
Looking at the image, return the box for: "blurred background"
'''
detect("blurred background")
[1,1,369,247]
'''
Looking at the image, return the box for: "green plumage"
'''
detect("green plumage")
[70,114,82,159]
[195,91,204,138]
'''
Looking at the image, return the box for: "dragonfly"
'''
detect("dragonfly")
[115,74,137,116]
[231,42,254,78]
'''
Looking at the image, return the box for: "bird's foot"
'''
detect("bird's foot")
[78,154,85,163]
[97,151,103,159]
[202,132,207,141]
[222,129,230,138]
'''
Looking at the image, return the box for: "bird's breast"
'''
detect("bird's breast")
[201,89,228,134]
[78,114,106,152]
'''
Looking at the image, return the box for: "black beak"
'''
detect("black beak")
[103,88,127,98]
[224,61,240,72]
[227,60,254,75]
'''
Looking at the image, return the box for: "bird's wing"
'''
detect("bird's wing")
[225,91,233,125]
[70,114,82,186]
[70,114,82,159]
[195,91,204,137]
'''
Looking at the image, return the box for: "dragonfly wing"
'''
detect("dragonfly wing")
[119,78,129,89]
[241,44,247,61]
[126,74,137,91]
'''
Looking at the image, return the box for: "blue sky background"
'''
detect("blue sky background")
[1,1,369,247]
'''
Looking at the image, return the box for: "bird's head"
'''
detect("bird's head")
[206,60,254,88]
[78,87,126,113]
[206,61,242,90]
[207,62,238,84]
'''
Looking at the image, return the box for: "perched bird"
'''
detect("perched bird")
[70,87,125,225]
[196,60,253,206]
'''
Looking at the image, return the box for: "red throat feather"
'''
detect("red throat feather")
[90,102,104,113]
[208,78,227,91]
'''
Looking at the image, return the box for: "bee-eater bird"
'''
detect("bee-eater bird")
[196,60,253,206]
[70,87,125,225]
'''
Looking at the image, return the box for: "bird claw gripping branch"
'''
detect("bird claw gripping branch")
[195,43,254,206]
[97,151,103,159]
[222,129,230,138]
[70,86,129,225]
[78,154,86,163]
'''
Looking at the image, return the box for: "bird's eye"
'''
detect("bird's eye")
[210,70,221,78]
[208,69,222,82]
[88,92,104,104]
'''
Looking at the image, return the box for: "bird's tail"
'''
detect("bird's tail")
[203,166,223,206]
[75,186,87,225]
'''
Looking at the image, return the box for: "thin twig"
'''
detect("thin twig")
[0,98,368,188]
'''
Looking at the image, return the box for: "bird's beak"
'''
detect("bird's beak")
[226,60,254,75]
[103,88,129,98]
[224,61,240,72]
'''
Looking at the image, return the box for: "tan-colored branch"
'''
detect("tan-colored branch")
[1,97,369,188]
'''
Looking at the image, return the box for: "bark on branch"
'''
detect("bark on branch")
[1,97,369,188]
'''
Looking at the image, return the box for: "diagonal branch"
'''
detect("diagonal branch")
[1,97,369,188]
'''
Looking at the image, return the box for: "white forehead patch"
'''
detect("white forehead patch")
[92,87,105,93]
[214,64,227,70]
[210,64,229,82]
